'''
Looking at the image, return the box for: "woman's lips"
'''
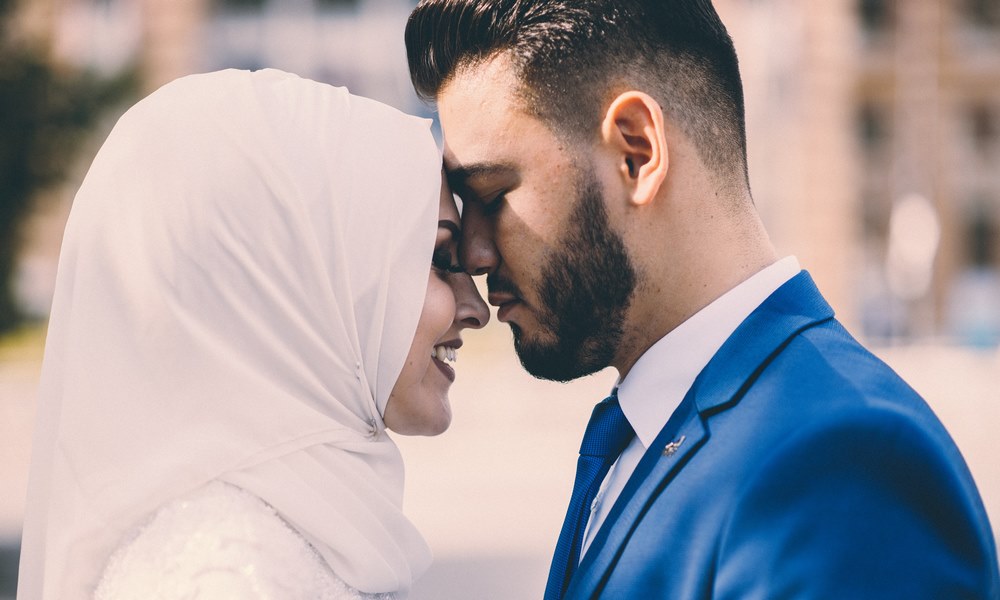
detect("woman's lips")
[431,341,460,383]
[432,356,456,382]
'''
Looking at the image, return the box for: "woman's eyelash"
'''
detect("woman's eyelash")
[432,248,464,274]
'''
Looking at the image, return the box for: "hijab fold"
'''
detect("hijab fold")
[17,68,439,598]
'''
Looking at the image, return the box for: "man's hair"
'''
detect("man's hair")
[405,0,749,188]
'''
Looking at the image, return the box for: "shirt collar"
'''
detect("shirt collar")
[616,256,801,448]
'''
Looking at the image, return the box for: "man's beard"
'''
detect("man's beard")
[511,171,638,382]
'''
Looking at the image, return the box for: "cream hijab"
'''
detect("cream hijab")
[17,69,439,598]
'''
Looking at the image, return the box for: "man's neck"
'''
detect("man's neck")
[613,232,777,379]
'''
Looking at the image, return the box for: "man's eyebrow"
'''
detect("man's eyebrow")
[438,219,462,241]
[445,162,516,189]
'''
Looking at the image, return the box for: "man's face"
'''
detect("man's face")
[439,57,638,381]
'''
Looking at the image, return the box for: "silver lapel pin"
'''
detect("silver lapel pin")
[663,435,686,456]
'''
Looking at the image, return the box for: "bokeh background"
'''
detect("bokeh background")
[1,0,999,598]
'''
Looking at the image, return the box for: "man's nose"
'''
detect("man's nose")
[459,206,500,276]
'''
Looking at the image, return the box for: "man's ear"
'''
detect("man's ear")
[600,91,668,206]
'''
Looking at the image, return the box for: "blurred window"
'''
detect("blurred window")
[858,0,894,33]
[861,191,889,239]
[858,102,890,154]
[968,104,998,155]
[217,0,266,11]
[963,0,1000,28]
[967,201,998,267]
[317,0,360,10]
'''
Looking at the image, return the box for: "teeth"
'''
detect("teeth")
[432,345,458,363]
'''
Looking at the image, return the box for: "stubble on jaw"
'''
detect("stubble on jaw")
[512,169,639,382]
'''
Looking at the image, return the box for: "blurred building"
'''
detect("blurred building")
[719,0,1000,345]
[12,0,1000,347]
[21,0,423,110]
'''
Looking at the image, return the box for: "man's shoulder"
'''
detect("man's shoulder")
[698,316,966,491]
[762,318,924,409]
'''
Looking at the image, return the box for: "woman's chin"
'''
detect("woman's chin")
[388,420,451,437]
[384,402,452,436]
[416,417,451,437]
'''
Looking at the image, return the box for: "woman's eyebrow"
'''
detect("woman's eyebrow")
[438,220,462,241]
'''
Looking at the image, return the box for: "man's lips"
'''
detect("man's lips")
[488,292,522,322]
[487,271,524,323]
[487,291,518,306]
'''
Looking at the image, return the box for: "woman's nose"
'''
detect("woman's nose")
[452,273,490,329]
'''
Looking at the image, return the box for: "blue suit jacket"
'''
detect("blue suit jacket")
[565,272,999,599]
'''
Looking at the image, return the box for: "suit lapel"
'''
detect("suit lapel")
[567,393,707,597]
[565,271,835,598]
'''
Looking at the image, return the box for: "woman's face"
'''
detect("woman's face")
[382,181,490,436]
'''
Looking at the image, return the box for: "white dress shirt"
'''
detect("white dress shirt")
[580,256,802,559]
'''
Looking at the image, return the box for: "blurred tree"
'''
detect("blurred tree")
[0,2,133,333]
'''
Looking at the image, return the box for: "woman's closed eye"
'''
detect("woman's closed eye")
[432,247,464,275]
[433,219,464,275]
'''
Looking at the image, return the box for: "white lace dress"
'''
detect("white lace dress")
[94,481,396,600]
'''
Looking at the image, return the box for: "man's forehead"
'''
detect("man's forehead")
[437,55,526,145]
[439,107,519,185]
[442,52,520,102]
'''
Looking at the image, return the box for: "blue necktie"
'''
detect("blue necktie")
[544,392,635,600]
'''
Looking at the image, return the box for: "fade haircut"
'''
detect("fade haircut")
[405,0,750,189]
